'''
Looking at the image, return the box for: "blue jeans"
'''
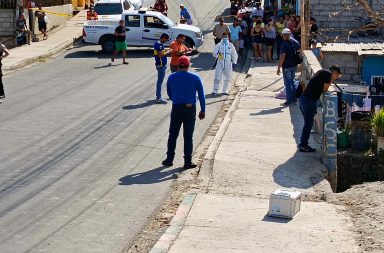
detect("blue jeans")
[166,104,196,164]
[156,65,167,99]
[282,67,296,103]
[299,96,318,147]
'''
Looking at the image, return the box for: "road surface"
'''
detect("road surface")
[0,1,238,252]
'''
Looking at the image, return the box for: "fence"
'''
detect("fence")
[0,0,16,9]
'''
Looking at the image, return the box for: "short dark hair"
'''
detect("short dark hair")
[176,34,185,39]
[160,33,169,39]
[310,17,316,22]
[329,65,342,74]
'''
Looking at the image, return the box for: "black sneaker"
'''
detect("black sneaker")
[281,101,293,107]
[183,163,197,169]
[162,160,173,167]
[298,145,316,152]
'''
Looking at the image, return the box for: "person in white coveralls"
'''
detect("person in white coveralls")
[212,32,238,95]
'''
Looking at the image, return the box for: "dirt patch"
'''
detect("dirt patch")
[328,181,384,252]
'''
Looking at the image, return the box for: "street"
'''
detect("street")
[0,1,236,252]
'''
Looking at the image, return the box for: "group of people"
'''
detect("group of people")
[15,4,49,46]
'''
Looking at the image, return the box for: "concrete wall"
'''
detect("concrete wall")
[24,4,73,34]
[0,9,16,36]
[322,52,362,82]
[310,0,382,29]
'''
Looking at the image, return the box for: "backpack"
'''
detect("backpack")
[290,39,303,65]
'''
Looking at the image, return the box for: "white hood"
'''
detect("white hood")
[130,0,143,10]
[173,23,201,34]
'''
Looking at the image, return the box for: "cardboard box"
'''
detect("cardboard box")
[268,189,302,219]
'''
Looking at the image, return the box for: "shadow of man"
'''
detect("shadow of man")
[119,166,180,185]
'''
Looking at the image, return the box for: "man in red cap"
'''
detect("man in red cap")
[162,56,206,169]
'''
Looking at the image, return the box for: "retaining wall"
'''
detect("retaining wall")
[0,9,16,36]
[322,52,362,83]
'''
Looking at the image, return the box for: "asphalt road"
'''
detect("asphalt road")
[0,1,237,252]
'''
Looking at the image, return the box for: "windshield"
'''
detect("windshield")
[94,3,123,15]
[160,14,175,27]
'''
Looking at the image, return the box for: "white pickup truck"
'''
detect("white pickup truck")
[83,9,204,53]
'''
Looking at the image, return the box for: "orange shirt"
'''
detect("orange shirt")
[170,40,188,65]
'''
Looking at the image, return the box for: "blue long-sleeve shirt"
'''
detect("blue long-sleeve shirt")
[180,8,191,20]
[167,71,206,113]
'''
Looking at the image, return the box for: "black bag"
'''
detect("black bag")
[290,40,303,65]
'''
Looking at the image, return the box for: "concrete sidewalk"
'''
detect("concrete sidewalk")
[2,10,86,73]
[151,63,359,253]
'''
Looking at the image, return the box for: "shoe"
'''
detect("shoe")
[281,101,293,106]
[183,163,197,169]
[222,92,229,95]
[211,92,218,96]
[162,160,173,167]
[292,100,298,105]
[0,95,4,99]
[111,58,114,62]
[298,145,316,152]
[123,62,129,65]
[155,98,167,104]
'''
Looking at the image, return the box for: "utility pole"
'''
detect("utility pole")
[300,0,311,50]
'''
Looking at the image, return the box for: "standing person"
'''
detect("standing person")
[229,18,242,53]
[35,4,48,40]
[293,16,301,44]
[251,20,264,62]
[275,16,285,59]
[153,0,168,16]
[16,14,31,45]
[0,43,10,103]
[154,33,172,103]
[310,39,323,61]
[277,28,301,106]
[287,15,296,34]
[309,17,318,42]
[162,56,206,169]
[212,32,238,95]
[27,0,35,33]
[213,17,230,45]
[298,66,342,152]
[86,6,98,20]
[180,4,192,25]
[263,18,276,62]
[169,34,192,73]
[111,20,128,64]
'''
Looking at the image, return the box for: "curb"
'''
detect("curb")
[149,193,197,253]
[3,33,82,73]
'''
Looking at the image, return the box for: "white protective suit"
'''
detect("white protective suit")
[213,39,238,94]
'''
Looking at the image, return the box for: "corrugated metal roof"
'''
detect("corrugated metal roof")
[322,42,384,55]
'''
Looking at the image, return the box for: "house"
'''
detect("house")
[321,41,384,86]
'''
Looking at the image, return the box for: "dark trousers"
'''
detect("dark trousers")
[299,96,317,147]
[0,63,4,97]
[166,104,196,164]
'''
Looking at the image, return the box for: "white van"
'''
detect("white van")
[94,0,143,20]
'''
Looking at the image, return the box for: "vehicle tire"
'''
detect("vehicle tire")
[101,36,116,53]
[184,37,195,49]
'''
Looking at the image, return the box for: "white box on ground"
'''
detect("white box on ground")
[268,189,302,219]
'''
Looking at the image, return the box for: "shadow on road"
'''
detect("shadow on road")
[119,166,179,185]
[64,48,153,59]
[122,100,160,110]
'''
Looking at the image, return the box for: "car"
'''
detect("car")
[93,0,143,20]
[83,9,204,53]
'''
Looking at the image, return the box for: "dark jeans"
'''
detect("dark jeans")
[170,64,179,73]
[156,65,167,99]
[299,96,317,147]
[282,67,297,104]
[0,63,4,97]
[166,104,196,164]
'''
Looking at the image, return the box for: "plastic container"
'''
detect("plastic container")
[268,189,301,219]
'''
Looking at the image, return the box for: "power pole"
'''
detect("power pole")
[300,0,306,49]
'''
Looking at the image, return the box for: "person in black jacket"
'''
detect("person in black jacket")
[0,44,10,103]
[298,66,342,152]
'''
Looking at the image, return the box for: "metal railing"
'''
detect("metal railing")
[0,0,17,9]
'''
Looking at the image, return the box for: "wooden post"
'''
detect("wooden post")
[300,0,306,49]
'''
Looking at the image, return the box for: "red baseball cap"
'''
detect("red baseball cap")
[178,55,190,67]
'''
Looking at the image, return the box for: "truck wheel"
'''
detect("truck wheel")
[101,38,116,53]
[184,37,195,49]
